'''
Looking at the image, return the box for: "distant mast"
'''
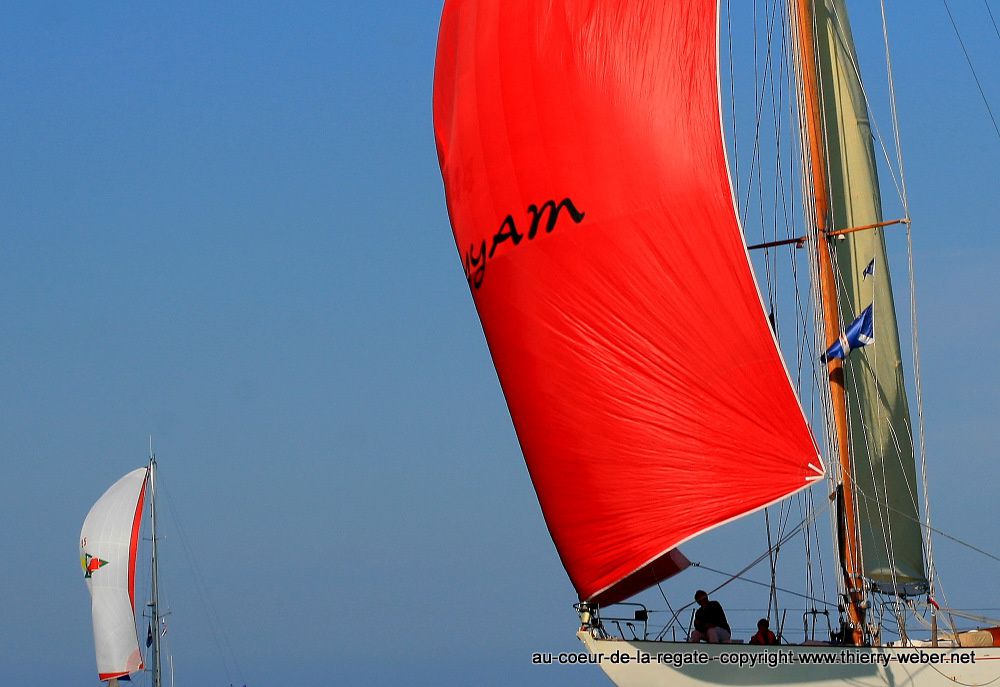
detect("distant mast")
[149,444,162,687]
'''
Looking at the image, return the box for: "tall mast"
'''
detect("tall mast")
[791,0,866,645]
[149,444,163,687]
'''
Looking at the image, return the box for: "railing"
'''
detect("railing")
[577,602,650,640]
[579,603,838,645]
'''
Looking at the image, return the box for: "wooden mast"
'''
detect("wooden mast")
[791,0,867,645]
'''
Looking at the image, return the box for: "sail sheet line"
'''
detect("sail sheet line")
[691,563,839,609]
[587,470,822,606]
[652,497,838,641]
[931,606,1000,627]
[850,486,1000,567]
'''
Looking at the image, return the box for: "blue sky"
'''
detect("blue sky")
[2,2,1000,685]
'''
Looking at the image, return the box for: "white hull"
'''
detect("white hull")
[578,631,1000,687]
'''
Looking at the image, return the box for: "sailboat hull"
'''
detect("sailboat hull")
[578,631,1000,687]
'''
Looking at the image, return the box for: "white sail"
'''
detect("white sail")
[80,467,148,681]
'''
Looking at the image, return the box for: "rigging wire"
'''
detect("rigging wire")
[987,1,1000,42]
[158,473,247,687]
[778,0,834,620]
[942,0,1000,142]
[653,583,683,640]
[791,0,849,609]
[814,1,943,641]
[878,0,938,598]
[730,1,979,642]
[727,0,740,210]
[812,16,910,623]
[692,563,838,609]
[739,0,783,229]
[750,0,828,628]
[653,498,834,640]
[936,607,1000,626]
[851,485,1000,566]
[823,4,907,210]
[740,0,1000,647]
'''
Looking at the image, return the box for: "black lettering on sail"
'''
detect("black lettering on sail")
[488,214,523,258]
[527,198,585,239]
[464,240,487,289]
[464,197,585,290]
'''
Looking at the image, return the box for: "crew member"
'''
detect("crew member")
[688,590,731,643]
[749,618,779,645]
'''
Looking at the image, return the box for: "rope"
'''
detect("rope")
[936,607,1000,626]
[727,0,739,211]
[880,0,938,600]
[654,585,684,640]
[692,562,838,609]
[942,0,1000,142]
[820,2,941,639]
[159,473,246,687]
[987,1,1000,42]
[851,486,1000,566]
[652,499,833,640]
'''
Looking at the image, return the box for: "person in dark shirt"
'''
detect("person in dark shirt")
[749,618,779,645]
[688,590,731,643]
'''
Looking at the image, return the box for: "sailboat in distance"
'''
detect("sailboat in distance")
[433,1,1000,685]
[81,453,165,686]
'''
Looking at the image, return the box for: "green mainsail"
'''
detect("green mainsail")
[814,0,927,594]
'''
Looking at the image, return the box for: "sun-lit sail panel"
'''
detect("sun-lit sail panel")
[434,1,823,605]
[814,0,927,594]
[80,467,148,680]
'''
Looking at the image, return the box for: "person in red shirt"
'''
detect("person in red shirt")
[749,618,779,645]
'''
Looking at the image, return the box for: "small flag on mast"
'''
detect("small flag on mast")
[821,304,875,362]
[146,623,153,648]
[863,258,875,279]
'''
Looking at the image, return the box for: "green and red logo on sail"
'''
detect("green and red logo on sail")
[81,553,109,578]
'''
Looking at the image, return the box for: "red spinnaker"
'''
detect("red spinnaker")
[433,0,823,605]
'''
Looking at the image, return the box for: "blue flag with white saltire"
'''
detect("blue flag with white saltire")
[821,304,874,362]
[863,258,875,279]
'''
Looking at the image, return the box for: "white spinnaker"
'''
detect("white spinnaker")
[80,467,148,680]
